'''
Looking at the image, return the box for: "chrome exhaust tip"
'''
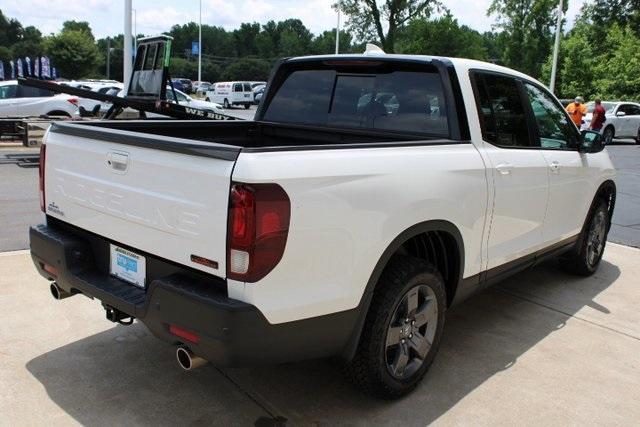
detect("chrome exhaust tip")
[50,282,74,300]
[176,346,207,371]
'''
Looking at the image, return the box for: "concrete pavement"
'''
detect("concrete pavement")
[1,243,639,425]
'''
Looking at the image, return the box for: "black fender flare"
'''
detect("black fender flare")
[342,219,465,361]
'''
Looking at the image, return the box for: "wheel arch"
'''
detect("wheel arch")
[573,180,617,254]
[46,110,71,117]
[342,219,465,361]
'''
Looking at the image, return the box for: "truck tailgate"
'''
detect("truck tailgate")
[43,123,239,278]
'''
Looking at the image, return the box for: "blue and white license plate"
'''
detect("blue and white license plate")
[109,244,146,288]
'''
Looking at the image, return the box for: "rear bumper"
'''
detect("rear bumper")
[30,220,359,367]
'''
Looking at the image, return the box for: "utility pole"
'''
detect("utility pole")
[106,37,110,79]
[335,9,340,54]
[133,9,137,55]
[124,0,132,91]
[198,0,202,82]
[549,0,563,93]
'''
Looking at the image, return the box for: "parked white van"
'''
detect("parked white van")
[204,81,253,109]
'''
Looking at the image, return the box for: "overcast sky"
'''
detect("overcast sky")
[3,0,585,39]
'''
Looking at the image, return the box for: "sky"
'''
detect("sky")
[2,0,586,39]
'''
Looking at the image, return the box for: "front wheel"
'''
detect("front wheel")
[223,99,230,109]
[244,104,250,109]
[344,256,446,399]
[602,126,614,145]
[635,126,640,145]
[560,200,610,276]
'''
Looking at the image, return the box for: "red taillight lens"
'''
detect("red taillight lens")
[227,183,290,282]
[39,144,46,212]
[67,98,79,106]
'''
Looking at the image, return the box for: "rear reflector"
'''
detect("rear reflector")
[42,263,58,277]
[169,324,200,344]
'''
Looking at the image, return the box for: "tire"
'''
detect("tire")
[602,126,614,145]
[244,103,250,109]
[205,98,210,102]
[560,200,610,276]
[223,99,230,109]
[344,256,446,399]
[635,126,640,145]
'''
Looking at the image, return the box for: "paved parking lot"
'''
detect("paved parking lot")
[1,244,639,425]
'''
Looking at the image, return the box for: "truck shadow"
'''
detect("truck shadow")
[26,259,621,426]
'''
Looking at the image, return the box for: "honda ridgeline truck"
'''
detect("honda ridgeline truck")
[30,54,616,398]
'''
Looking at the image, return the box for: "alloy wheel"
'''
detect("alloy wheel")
[385,285,438,380]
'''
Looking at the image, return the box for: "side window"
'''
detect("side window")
[0,85,18,99]
[523,82,578,150]
[473,73,533,148]
[233,84,242,92]
[622,105,640,116]
[17,86,54,98]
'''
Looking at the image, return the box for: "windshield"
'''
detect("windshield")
[263,67,449,137]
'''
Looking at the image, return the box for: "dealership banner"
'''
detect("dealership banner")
[34,57,40,77]
[41,56,50,78]
[52,67,57,79]
[10,60,15,79]
[0,61,4,80]
[25,57,31,76]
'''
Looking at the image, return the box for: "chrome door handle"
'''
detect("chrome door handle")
[496,162,513,175]
[549,161,560,173]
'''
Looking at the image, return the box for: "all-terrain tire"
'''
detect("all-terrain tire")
[344,256,446,399]
[560,200,610,276]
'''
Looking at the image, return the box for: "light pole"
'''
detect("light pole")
[124,0,132,91]
[133,9,137,55]
[335,8,340,54]
[106,37,110,79]
[549,0,563,93]
[198,0,202,82]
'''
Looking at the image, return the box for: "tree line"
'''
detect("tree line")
[0,1,638,100]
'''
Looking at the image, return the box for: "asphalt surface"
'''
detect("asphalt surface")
[2,243,640,425]
[0,127,637,251]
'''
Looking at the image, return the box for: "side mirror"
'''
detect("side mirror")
[579,130,605,153]
[616,111,626,117]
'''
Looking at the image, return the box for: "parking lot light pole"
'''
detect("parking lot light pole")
[549,0,563,94]
[124,0,132,92]
[335,8,340,54]
[198,0,202,82]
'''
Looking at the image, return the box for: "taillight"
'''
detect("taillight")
[67,98,79,106]
[39,144,46,212]
[227,183,290,282]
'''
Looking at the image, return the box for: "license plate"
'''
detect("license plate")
[110,244,146,288]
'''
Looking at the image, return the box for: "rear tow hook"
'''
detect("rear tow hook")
[103,304,135,325]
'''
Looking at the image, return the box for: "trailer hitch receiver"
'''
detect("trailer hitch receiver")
[103,304,135,325]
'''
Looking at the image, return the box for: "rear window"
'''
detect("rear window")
[17,86,54,98]
[263,67,449,136]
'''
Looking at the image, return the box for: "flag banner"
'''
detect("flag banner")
[41,56,50,78]
[25,57,31,76]
[9,60,15,79]
[17,58,23,78]
[52,67,57,79]
[0,61,4,80]
[34,57,40,77]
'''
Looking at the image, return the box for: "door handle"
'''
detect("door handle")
[496,162,513,175]
[549,161,560,173]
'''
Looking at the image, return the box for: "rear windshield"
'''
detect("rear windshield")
[263,67,448,137]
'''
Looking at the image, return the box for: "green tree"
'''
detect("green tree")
[488,0,561,77]
[96,35,124,81]
[233,23,261,57]
[541,22,596,99]
[335,0,442,53]
[593,25,640,100]
[311,30,353,54]
[45,28,99,79]
[222,58,272,81]
[398,14,487,59]
[585,0,640,37]
[0,9,23,47]
[11,26,44,58]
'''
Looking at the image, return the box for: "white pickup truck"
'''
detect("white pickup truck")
[30,54,616,398]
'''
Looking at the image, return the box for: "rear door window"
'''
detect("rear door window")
[233,84,243,92]
[243,83,252,92]
[472,73,533,148]
[263,67,449,137]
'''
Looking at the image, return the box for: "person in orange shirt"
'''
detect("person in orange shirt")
[566,96,587,127]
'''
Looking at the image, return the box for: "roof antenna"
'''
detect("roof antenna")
[364,43,386,55]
